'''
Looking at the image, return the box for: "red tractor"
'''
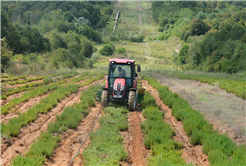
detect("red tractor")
[101,58,145,111]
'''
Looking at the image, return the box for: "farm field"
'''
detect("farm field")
[1,1,246,166]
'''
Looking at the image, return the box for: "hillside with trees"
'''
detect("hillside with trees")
[152,1,246,73]
[1,1,113,73]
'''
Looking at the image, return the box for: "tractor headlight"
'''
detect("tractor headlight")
[114,86,117,91]
[120,86,124,91]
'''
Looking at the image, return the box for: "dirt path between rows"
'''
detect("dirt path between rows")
[128,111,147,166]
[45,103,103,166]
[151,73,246,145]
[120,111,148,166]
[0,80,102,166]
[143,80,209,165]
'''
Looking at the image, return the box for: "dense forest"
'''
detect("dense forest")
[152,1,246,73]
[1,1,113,73]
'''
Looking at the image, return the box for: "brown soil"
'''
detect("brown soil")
[2,93,50,125]
[127,111,147,166]
[142,80,209,166]
[45,103,103,166]
[0,80,103,166]
[151,73,246,145]
[120,111,148,166]
[7,91,27,102]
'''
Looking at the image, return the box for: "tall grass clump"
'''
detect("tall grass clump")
[142,75,246,165]
[82,107,128,165]
[11,84,102,166]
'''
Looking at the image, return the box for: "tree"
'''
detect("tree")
[81,36,93,58]
[178,44,189,64]
[1,38,13,72]
[63,11,74,22]
[190,19,209,36]
[99,44,114,56]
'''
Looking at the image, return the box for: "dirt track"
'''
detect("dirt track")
[143,80,209,165]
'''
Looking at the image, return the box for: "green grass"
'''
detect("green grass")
[82,107,128,165]
[1,74,14,78]
[140,92,187,166]
[142,75,246,166]
[11,84,101,166]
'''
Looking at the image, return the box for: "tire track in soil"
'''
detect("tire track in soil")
[120,111,148,166]
[127,111,147,166]
[142,80,209,166]
[2,93,50,125]
[0,80,102,166]
[44,103,104,166]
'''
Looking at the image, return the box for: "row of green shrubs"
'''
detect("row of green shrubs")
[82,107,129,165]
[1,84,58,115]
[1,74,103,138]
[1,75,27,82]
[6,76,45,85]
[11,84,101,166]
[158,71,246,99]
[1,72,88,100]
[1,78,53,100]
[1,74,14,78]
[142,75,246,165]
[141,91,187,165]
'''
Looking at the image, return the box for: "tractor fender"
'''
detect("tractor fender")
[129,88,137,92]
[103,87,109,91]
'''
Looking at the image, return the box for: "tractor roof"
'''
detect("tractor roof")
[109,58,135,64]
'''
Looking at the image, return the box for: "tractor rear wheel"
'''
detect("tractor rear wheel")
[128,91,136,111]
[101,90,108,107]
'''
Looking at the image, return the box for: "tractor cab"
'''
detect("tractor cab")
[100,58,145,111]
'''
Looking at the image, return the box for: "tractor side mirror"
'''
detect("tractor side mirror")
[137,66,141,72]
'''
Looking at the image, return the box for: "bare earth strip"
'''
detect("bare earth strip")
[0,80,102,166]
[151,73,246,145]
[45,104,103,166]
[143,80,209,166]
[120,111,148,166]
[128,111,147,166]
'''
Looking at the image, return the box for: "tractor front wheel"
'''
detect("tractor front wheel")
[101,90,108,107]
[128,91,137,111]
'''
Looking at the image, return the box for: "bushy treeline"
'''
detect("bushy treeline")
[151,1,246,73]
[1,1,113,71]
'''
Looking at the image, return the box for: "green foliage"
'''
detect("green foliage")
[140,92,185,165]
[1,38,13,72]
[78,25,102,42]
[63,11,74,22]
[116,47,126,55]
[99,44,114,56]
[178,44,189,64]
[83,107,128,165]
[128,33,145,42]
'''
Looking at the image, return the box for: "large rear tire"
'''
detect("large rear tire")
[101,90,108,107]
[128,91,136,111]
